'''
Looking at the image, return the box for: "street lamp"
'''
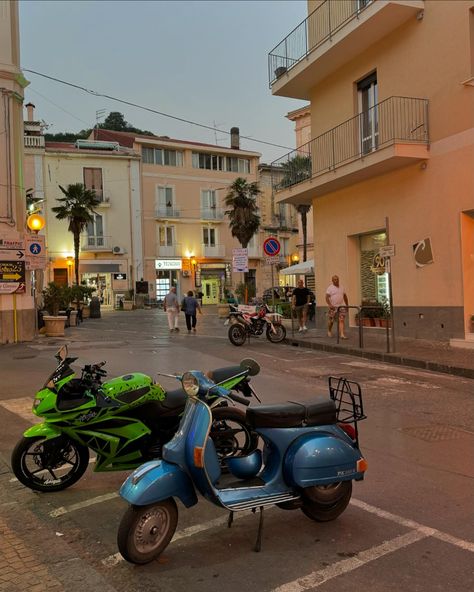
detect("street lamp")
[291,253,300,264]
[26,213,45,234]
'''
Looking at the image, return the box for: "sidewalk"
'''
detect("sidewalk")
[282,318,474,379]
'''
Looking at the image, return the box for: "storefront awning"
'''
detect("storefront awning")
[280,259,314,275]
[79,263,121,273]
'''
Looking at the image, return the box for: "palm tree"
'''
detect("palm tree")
[224,178,261,248]
[280,154,311,189]
[52,183,100,285]
[296,204,311,263]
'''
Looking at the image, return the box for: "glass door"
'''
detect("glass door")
[358,73,378,155]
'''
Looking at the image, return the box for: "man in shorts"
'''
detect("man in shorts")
[325,275,349,339]
[292,279,311,333]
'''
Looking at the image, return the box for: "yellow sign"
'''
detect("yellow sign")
[371,254,386,275]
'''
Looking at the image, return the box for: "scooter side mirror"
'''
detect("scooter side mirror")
[239,358,260,377]
[56,345,68,362]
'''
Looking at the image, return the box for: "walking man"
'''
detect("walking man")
[182,290,202,333]
[164,286,180,332]
[325,275,349,339]
[292,278,311,333]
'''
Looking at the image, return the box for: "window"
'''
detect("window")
[87,213,104,246]
[192,152,250,173]
[227,157,250,174]
[159,225,175,246]
[157,186,175,214]
[142,147,183,166]
[83,168,103,201]
[203,227,216,247]
[280,237,289,257]
[357,72,378,155]
[201,189,217,218]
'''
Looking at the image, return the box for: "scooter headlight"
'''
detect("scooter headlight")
[182,372,200,397]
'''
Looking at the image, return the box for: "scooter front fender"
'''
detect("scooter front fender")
[23,423,62,440]
[120,460,198,508]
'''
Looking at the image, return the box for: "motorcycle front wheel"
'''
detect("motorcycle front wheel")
[11,435,90,492]
[210,406,258,468]
[228,323,247,346]
[301,481,352,522]
[117,499,178,565]
[266,324,286,343]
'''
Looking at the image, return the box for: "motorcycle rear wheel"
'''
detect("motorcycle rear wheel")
[11,435,90,492]
[228,323,247,346]
[301,481,352,522]
[266,324,286,343]
[210,406,258,468]
[117,499,178,565]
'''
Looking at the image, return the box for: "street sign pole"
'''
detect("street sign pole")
[385,217,396,353]
[271,262,275,312]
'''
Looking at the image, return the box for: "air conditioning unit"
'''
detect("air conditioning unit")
[113,245,125,255]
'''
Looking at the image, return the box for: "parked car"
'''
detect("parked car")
[262,286,295,303]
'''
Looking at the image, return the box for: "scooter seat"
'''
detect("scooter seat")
[207,366,244,384]
[246,398,337,429]
[161,388,188,410]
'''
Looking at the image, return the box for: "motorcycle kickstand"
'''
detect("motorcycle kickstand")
[253,506,264,552]
[227,511,234,528]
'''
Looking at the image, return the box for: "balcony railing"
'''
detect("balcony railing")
[201,207,224,220]
[24,135,45,148]
[271,96,429,191]
[268,0,373,86]
[156,206,180,218]
[202,244,225,258]
[81,235,111,251]
[158,244,182,257]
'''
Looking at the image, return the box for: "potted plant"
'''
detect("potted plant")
[378,297,392,328]
[123,290,134,311]
[70,284,94,323]
[41,283,70,337]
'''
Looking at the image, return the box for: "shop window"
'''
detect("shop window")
[359,231,388,302]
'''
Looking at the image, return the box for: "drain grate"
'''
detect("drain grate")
[401,425,474,442]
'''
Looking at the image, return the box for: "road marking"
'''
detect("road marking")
[0,396,40,422]
[9,457,97,483]
[101,511,252,567]
[274,499,474,592]
[49,492,119,517]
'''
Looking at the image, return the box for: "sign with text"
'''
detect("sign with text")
[379,244,395,258]
[155,259,182,270]
[0,260,26,293]
[25,235,47,271]
[232,248,248,273]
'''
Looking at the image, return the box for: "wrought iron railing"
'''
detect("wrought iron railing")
[201,207,224,220]
[81,235,111,250]
[155,206,180,218]
[268,0,373,86]
[271,96,429,192]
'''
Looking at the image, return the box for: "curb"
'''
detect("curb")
[284,337,474,380]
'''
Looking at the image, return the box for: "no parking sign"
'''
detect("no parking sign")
[263,237,280,257]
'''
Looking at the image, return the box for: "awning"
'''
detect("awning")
[280,259,314,275]
[79,263,120,273]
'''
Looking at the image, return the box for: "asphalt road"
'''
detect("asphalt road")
[0,309,473,592]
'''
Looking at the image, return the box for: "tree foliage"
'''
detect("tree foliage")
[280,154,312,189]
[224,178,261,249]
[52,183,100,286]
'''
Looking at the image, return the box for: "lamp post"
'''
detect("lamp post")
[26,213,46,334]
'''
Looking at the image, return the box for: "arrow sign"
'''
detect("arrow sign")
[3,273,22,280]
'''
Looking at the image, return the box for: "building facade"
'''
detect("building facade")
[269,0,474,341]
[24,111,143,308]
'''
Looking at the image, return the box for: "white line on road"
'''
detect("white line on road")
[49,492,119,518]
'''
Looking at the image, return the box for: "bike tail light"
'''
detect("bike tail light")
[338,423,356,440]
[357,458,368,473]
[193,446,204,468]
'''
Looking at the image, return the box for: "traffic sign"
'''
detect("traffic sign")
[379,244,395,258]
[0,250,25,261]
[263,237,280,257]
[25,235,47,271]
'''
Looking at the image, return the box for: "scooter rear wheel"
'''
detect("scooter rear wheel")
[117,498,178,565]
[301,481,352,522]
[11,435,89,492]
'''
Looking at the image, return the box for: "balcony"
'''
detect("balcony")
[202,244,225,258]
[158,244,182,258]
[155,206,180,219]
[81,236,112,251]
[269,0,424,99]
[201,207,225,221]
[24,135,45,149]
[272,96,429,204]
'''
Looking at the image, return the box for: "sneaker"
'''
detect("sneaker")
[192,328,196,333]
[298,327,303,333]
[187,330,191,334]
[175,327,179,332]
[170,328,174,333]
[327,331,333,337]
[341,335,348,340]
[302,326,308,332]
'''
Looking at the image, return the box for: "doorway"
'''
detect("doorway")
[202,279,219,304]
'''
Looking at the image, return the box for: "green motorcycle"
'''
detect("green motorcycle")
[11,346,260,492]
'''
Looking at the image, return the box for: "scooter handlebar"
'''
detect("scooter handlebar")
[228,392,250,407]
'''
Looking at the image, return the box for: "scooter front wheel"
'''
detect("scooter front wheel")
[301,481,352,522]
[11,435,89,492]
[266,324,286,343]
[228,323,247,346]
[117,499,178,565]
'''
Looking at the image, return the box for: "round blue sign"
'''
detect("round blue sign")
[29,243,42,255]
[263,237,281,256]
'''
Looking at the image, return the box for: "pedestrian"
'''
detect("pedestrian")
[308,290,316,322]
[325,275,349,339]
[291,278,311,333]
[163,286,180,332]
[181,290,202,333]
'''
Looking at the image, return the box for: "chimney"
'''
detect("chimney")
[25,102,35,122]
[230,127,240,150]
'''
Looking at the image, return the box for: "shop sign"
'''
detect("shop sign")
[413,238,434,268]
[371,253,386,275]
[155,259,182,270]
[113,273,127,280]
[232,248,248,273]
[0,260,26,293]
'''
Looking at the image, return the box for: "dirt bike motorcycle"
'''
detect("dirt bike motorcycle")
[225,303,286,346]
[117,368,367,564]
[11,346,259,492]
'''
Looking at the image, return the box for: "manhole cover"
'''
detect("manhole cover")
[401,425,474,442]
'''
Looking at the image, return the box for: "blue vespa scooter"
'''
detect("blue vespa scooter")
[117,360,367,564]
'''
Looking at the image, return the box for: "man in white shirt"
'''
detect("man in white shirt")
[163,286,180,332]
[325,275,349,339]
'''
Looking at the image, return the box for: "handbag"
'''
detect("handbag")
[180,298,186,312]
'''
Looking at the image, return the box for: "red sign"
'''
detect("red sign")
[263,237,281,256]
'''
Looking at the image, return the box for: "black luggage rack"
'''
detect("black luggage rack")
[328,377,366,446]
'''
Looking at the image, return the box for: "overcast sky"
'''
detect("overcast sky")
[19,0,308,163]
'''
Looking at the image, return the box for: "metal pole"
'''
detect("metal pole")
[385,216,396,352]
[271,262,275,312]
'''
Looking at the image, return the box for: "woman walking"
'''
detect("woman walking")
[181,290,202,333]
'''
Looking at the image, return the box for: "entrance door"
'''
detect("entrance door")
[202,279,219,304]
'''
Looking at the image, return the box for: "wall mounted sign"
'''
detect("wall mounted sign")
[413,238,434,267]
[155,259,182,270]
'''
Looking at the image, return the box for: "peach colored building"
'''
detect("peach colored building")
[0,0,35,343]
[95,129,266,304]
[269,0,474,343]
[23,108,143,308]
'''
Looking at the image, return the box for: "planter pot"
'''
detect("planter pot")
[42,315,67,337]
[123,300,134,311]
[217,304,230,318]
[379,318,392,328]
[275,66,287,78]
[69,310,78,327]
[82,306,90,319]
[361,318,373,327]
